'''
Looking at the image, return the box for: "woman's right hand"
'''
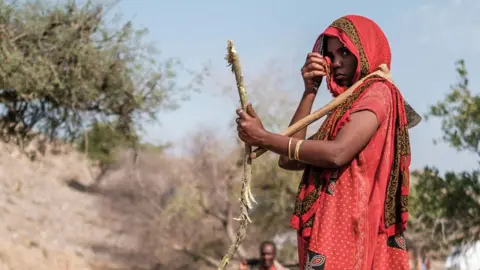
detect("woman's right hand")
[301,52,328,92]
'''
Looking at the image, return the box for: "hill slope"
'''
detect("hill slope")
[0,141,133,270]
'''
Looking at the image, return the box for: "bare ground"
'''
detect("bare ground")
[0,141,134,270]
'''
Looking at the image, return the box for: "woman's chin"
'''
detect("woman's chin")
[334,79,353,87]
[335,80,347,87]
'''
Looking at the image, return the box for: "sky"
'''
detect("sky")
[111,0,480,173]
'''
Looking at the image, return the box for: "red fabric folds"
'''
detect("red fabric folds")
[291,15,411,270]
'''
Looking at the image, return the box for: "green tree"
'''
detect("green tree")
[75,121,173,187]
[409,60,480,259]
[77,122,127,164]
[0,0,205,146]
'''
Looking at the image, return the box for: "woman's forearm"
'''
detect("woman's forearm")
[278,90,317,170]
[288,90,317,138]
[265,131,344,169]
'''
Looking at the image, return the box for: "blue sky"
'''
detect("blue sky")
[113,0,479,173]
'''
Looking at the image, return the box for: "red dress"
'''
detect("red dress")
[291,15,411,270]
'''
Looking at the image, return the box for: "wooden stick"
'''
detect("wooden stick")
[218,40,255,270]
[225,40,256,208]
[251,65,392,159]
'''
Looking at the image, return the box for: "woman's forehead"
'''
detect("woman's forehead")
[322,36,346,53]
[325,37,343,49]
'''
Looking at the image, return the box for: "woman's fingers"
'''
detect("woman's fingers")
[236,108,251,120]
[303,70,327,79]
[304,62,326,73]
[246,104,259,118]
[305,54,327,66]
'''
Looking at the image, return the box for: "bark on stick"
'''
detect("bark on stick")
[218,40,256,270]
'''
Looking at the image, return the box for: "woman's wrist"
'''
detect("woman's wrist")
[258,131,290,158]
[258,129,274,149]
[304,79,322,95]
[303,82,319,95]
[304,88,317,96]
[302,88,318,103]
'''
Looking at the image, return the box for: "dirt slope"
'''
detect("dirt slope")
[0,141,131,270]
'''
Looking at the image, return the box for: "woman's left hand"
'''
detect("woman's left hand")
[236,104,268,147]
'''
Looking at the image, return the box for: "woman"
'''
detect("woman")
[236,15,416,270]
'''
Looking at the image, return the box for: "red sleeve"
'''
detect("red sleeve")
[350,81,392,124]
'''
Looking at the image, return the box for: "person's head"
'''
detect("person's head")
[323,36,357,87]
[312,15,392,96]
[259,241,276,268]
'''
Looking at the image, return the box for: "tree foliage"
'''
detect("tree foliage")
[76,122,171,166]
[0,0,205,145]
[76,122,127,164]
[427,59,480,156]
[409,60,480,259]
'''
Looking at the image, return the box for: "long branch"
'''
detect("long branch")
[218,40,255,270]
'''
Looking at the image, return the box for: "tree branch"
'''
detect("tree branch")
[199,187,248,259]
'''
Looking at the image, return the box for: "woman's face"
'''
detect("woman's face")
[323,37,358,87]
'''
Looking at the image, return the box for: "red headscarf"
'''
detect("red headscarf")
[313,15,392,97]
[291,14,411,240]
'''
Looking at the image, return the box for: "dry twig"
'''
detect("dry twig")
[218,40,256,270]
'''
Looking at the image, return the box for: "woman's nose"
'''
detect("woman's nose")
[332,58,342,68]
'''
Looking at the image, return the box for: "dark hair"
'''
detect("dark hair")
[260,240,276,254]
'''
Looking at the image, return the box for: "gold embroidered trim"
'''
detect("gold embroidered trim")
[330,17,369,78]
[294,188,320,216]
[384,110,411,227]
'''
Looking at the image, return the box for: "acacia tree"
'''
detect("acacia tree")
[409,60,480,260]
[0,0,205,146]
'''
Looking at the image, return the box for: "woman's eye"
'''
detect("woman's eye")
[341,48,350,56]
